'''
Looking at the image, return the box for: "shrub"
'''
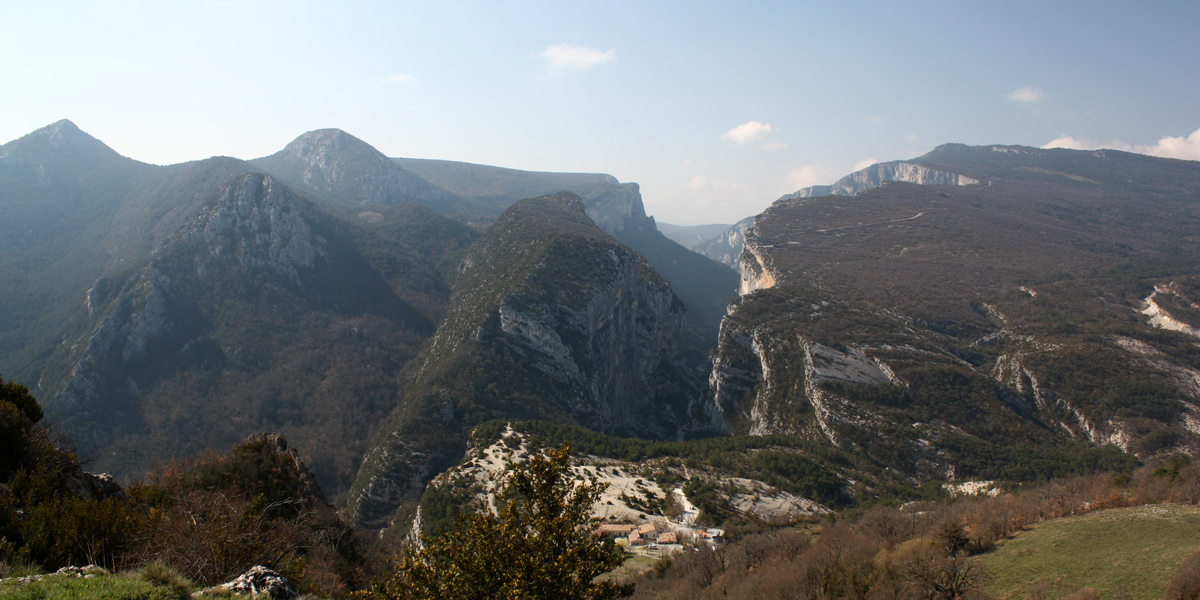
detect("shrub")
[1165,548,1200,600]
[137,560,194,598]
[364,443,631,600]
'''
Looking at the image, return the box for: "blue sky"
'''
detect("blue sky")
[2,1,1197,224]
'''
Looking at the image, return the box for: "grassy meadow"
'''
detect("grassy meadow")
[981,504,1200,599]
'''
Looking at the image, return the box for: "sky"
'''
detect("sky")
[2,1,1198,225]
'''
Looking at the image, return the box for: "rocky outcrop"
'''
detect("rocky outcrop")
[244,432,327,503]
[0,565,109,586]
[56,265,177,411]
[63,470,127,502]
[737,242,777,296]
[347,429,448,528]
[198,566,296,600]
[181,174,330,283]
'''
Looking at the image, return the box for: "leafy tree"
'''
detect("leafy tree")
[362,443,632,600]
[0,375,42,424]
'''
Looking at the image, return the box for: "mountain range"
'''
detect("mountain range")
[3,120,1199,535]
[0,120,734,506]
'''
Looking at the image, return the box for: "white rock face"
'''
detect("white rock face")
[701,161,978,275]
[808,342,895,386]
[419,427,828,536]
[780,161,980,201]
[499,302,580,378]
[1140,285,1200,338]
[694,216,753,269]
[351,431,440,528]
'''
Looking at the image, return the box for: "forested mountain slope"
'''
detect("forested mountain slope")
[0,122,478,498]
[346,193,726,528]
[712,144,1200,482]
[391,155,740,341]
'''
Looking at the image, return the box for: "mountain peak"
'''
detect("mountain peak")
[0,120,129,180]
[253,128,462,209]
[47,118,81,139]
[32,119,112,152]
[4,119,118,155]
[281,128,382,164]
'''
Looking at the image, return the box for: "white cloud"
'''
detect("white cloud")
[905,133,920,143]
[689,175,708,190]
[762,140,789,150]
[1044,127,1200,161]
[723,121,773,145]
[1143,128,1200,161]
[386,73,417,84]
[787,165,834,190]
[680,158,693,169]
[853,158,878,172]
[1007,87,1044,103]
[1043,135,1103,151]
[541,44,615,69]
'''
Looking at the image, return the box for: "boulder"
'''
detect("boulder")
[196,566,295,600]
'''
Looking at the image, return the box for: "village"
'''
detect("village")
[589,482,726,557]
[593,521,725,557]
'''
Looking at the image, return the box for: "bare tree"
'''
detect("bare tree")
[902,548,988,600]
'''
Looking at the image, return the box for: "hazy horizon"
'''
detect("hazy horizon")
[2,1,1197,225]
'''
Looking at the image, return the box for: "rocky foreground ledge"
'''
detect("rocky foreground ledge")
[0,564,297,599]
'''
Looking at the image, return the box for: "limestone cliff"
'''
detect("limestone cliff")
[697,160,980,273]
[780,160,980,201]
[579,183,656,237]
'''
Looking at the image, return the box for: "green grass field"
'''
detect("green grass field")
[596,553,662,583]
[0,574,183,600]
[979,504,1200,600]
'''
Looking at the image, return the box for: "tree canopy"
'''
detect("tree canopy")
[363,442,632,600]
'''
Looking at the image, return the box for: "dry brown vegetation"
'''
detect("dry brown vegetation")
[625,453,1200,600]
[1166,548,1200,600]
